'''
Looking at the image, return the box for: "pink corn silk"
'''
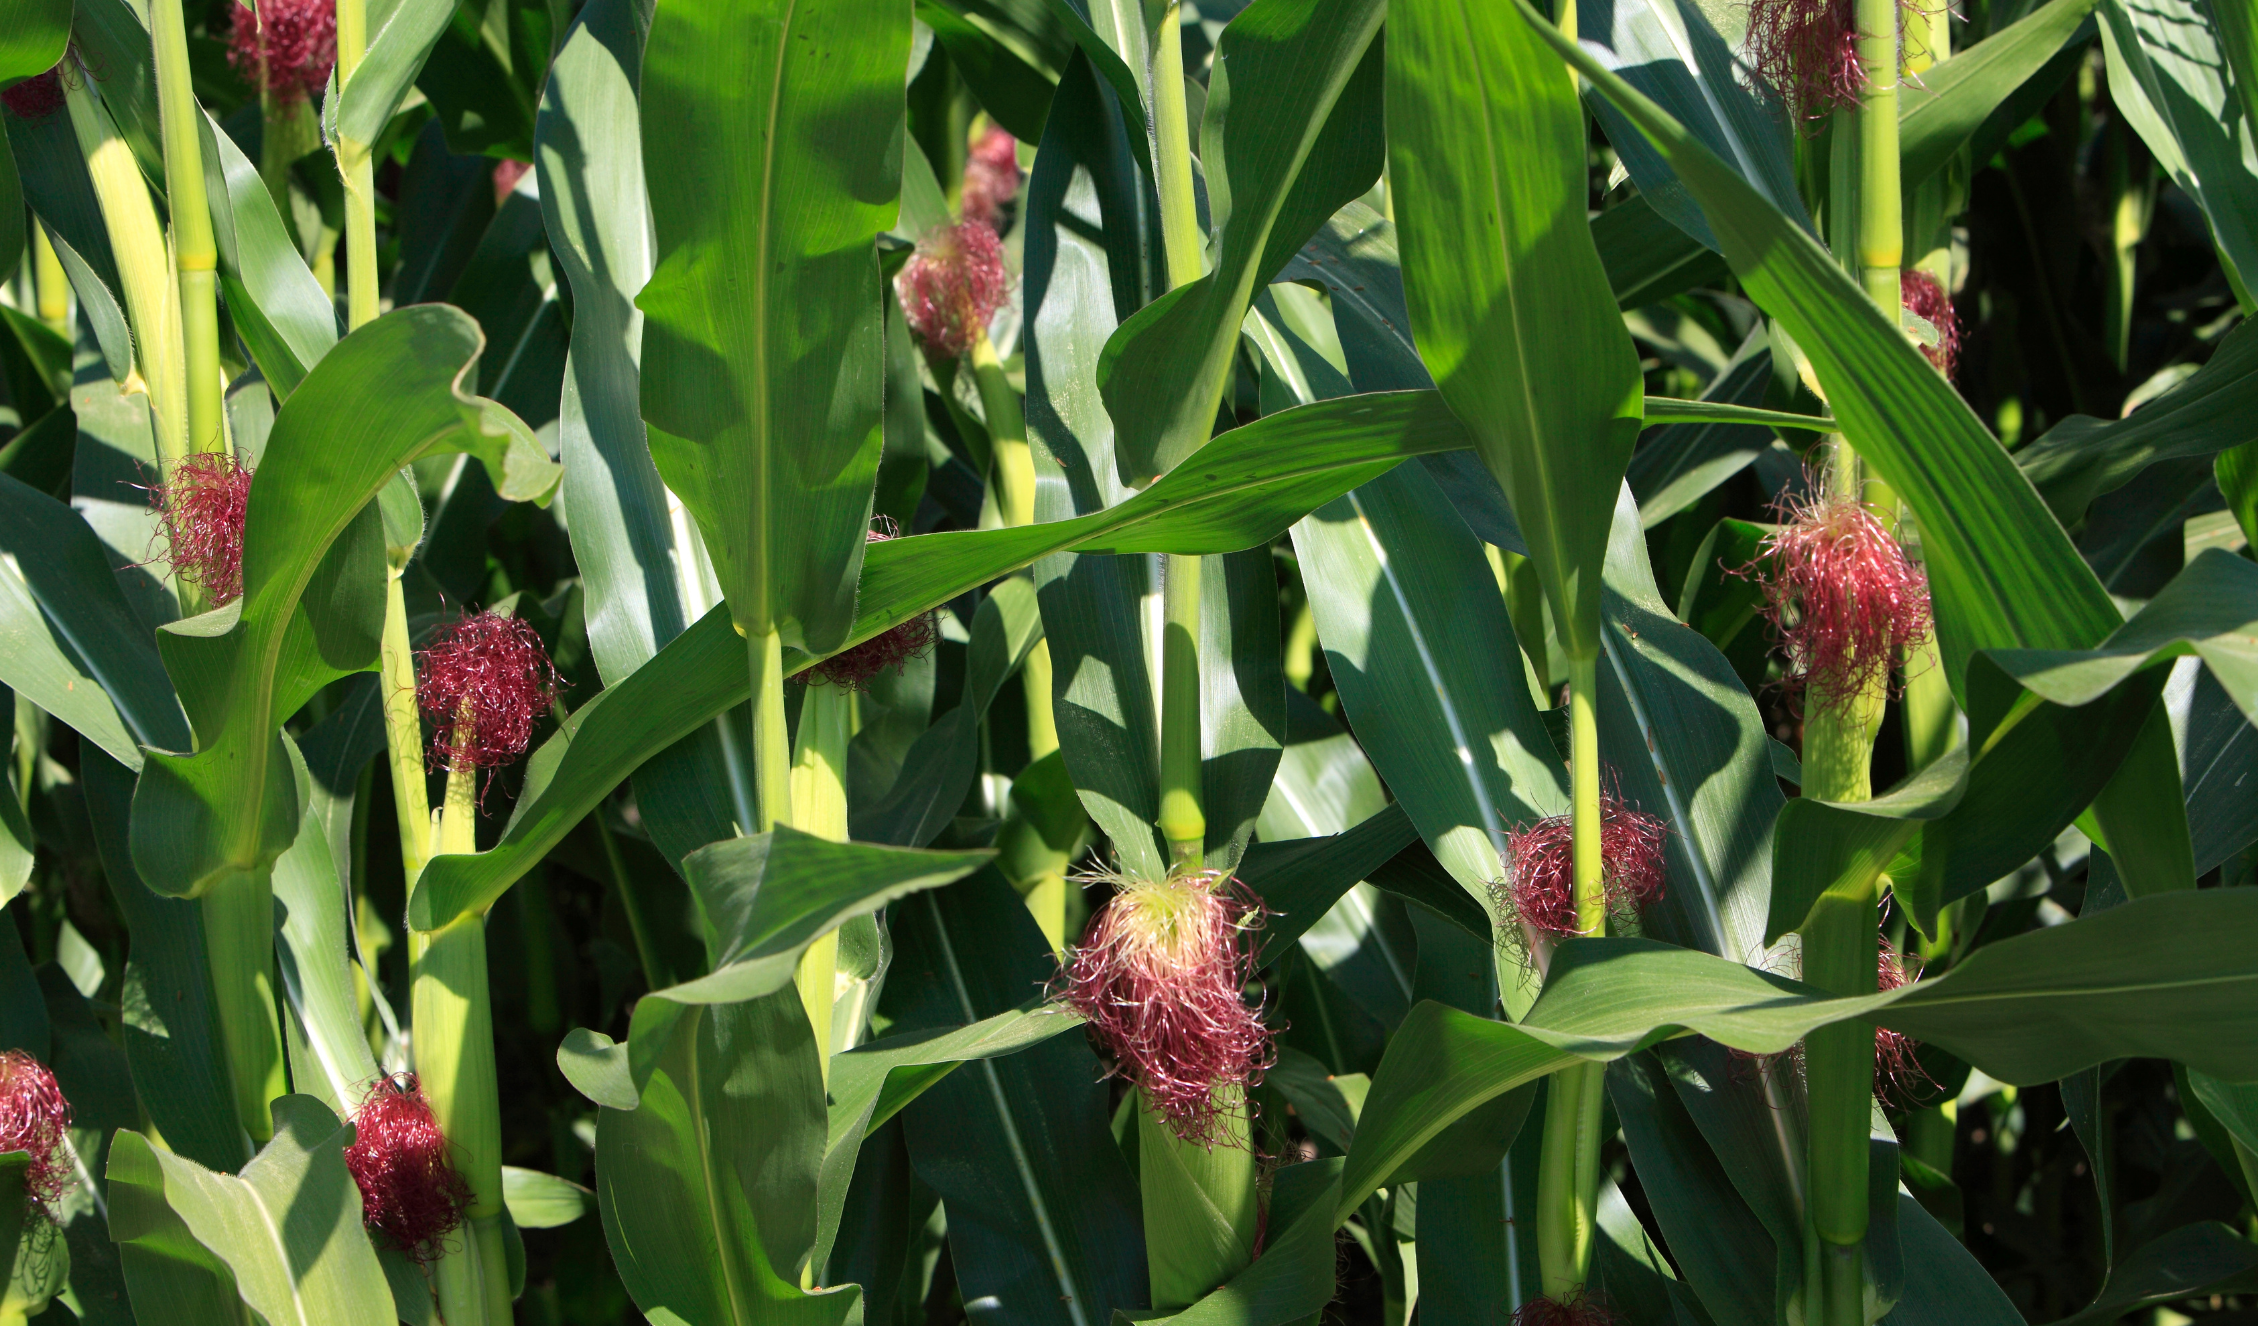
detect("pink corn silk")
[807,526,939,690]
[1900,267,1961,378]
[1742,494,1932,710]
[961,126,1021,229]
[1055,871,1275,1146]
[2,69,65,120]
[0,1050,73,1218]
[1875,937,1934,1100]
[227,0,337,106]
[895,221,1009,357]
[415,611,563,772]
[155,452,255,607]
[345,1074,472,1260]
[1495,793,1669,941]
[1744,0,1863,118]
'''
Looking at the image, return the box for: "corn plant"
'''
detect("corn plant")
[1,0,2256,1320]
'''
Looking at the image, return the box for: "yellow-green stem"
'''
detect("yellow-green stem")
[32,226,68,334]
[1536,1062,1606,1300]
[380,572,432,882]
[418,759,501,1326]
[1537,654,1607,1303]
[1138,1087,1259,1310]
[149,0,221,460]
[334,0,378,331]
[969,327,1060,760]
[1148,4,1204,293]
[748,626,791,832]
[1158,553,1205,867]
[1854,0,1902,315]
[790,681,852,1075]
[1800,446,1888,1326]
[202,873,284,1147]
[63,74,186,465]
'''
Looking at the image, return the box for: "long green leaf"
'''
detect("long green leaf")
[636,0,904,648]
[1528,0,2123,686]
[197,112,336,395]
[0,0,68,85]
[107,1097,394,1326]
[0,471,185,766]
[815,1001,1085,1273]
[1897,0,2102,189]
[2016,319,2258,522]
[2099,0,2258,301]
[595,992,860,1325]
[1389,0,1645,661]
[890,872,1146,1326]
[626,828,989,1050]
[128,305,556,899]
[1987,548,2258,718]
[1574,0,1805,251]
[410,382,1814,927]
[1099,0,1384,486]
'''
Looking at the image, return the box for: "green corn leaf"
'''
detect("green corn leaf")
[270,736,382,1119]
[0,470,186,767]
[1898,0,2103,190]
[82,752,246,1175]
[595,991,860,1325]
[1290,464,1567,1014]
[2017,319,2258,523]
[2099,0,2258,304]
[1608,1051,1783,1325]
[407,384,1818,928]
[1573,0,1805,252]
[106,1096,395,1326]
[1389,0,1645,662]
[2048,1223,2258,1326]
[814,1000,1085,1275]
[195,111,336,396]
[1526,0,2123,685]
[888,872,1146,1326]
[852,575,1044,849]
[1986,547,2258,718]
[127,304,556,900]
[537,0,677,683]
[1100,0,1385,487]
[501,1167,590,1231]
[1594,485,1782,965]
[0,0,67,85]
[1527,889,2258,1083]
[621,827,990,1069]
[635,0,904,650]
[331,0,456,148]
[917,0,1059,143]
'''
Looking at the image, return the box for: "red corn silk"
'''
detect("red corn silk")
[1874,937,1934,1100]
[806,526,939,690]
[345,1074,472,1260]
[1513,1291,1621,1326]
[1743,0,1863,119]
[1055,870,1276,1146]
[960,126,1022,230]
[1741,493,1932,711]
[154,452,255,608]
[895,220,1009,357]
[415,611,563,773]
[227,0,337,106]
[0,1050,74,1220]
[1900,267,1961,378]
[2,68,66,120]
[1494,792,1669,943]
